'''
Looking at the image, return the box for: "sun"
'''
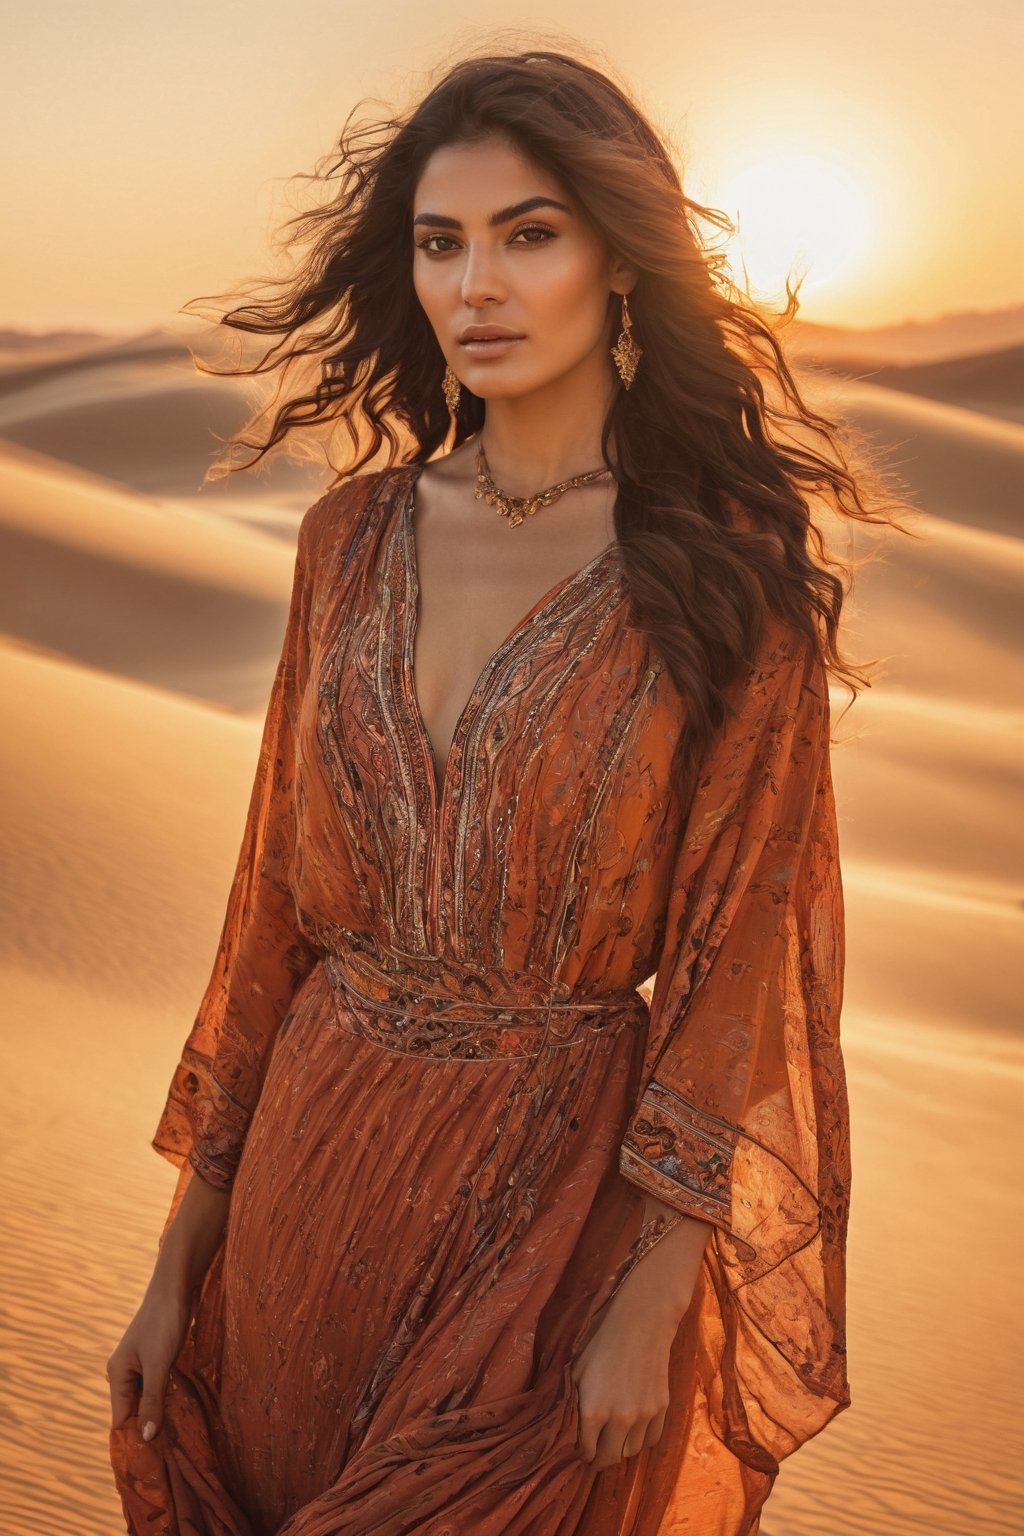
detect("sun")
[717,150,876,306]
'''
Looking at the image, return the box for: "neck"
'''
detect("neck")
[475,351,620,495]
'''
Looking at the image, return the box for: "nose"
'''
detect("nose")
[459,241,507,307]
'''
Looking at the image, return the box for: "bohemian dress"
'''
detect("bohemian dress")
[109,461,851,1536]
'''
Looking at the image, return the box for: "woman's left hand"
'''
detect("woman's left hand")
[569,1285,684,1471]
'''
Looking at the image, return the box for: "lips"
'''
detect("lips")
[458,327,525,343]
[458,334,525,359]
[457,321,525,360]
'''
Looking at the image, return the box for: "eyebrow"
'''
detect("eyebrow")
[412,196,574,230]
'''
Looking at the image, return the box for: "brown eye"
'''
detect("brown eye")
[512,225,555,244]
[416,235,458,255]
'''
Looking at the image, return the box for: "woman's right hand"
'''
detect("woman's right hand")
[107,1284,192,1440]
[107,1164,232,1439]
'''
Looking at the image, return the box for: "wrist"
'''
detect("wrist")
[607,1204,712,1324]
[610,1256,694,1329]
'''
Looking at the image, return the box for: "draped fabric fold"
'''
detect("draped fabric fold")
[619,618,851,1467]
[149,492,331,1238]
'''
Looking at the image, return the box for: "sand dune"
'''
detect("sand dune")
[1,324,1022,1536]
[809,342,1024,425]
[0,439,301,710]
[788,302,1024,366]
[0,331,250,495]
[0,324,112,367]
[832,503,1024,705]
[0,327,330,513]
[0,637,274,1002]
[0,640,269,1535]
[797,367,1024,541]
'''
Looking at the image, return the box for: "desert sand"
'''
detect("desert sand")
[0,325,1021,1536]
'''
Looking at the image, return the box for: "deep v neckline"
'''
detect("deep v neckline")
[398,462,622,814]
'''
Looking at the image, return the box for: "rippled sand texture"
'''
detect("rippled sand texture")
[0,325,1021,1535]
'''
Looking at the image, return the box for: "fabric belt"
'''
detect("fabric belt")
[319,927,649,1061]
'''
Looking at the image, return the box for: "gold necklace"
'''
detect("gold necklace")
[474,439,613,529]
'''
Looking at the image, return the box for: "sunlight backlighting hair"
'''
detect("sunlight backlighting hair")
[183,39,918,782]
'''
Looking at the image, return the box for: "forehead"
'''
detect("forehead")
[413,138,570,205]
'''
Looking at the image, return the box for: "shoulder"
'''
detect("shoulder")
[297,465,410,567]
[719,495,824,694]
[725,611,827,735]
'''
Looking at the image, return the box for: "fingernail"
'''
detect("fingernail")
[142,1421,156,1442]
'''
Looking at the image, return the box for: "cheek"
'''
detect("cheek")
[412,263,450,318]
[412,270,430,311]
[528,257,607,333]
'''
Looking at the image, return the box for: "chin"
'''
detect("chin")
[471,369,568,401]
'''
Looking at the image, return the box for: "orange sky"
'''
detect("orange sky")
[4,1,1021,334]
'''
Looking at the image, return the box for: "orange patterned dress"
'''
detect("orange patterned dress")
[109,462,851,1535]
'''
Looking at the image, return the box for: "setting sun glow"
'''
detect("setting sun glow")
[719,151,877,306]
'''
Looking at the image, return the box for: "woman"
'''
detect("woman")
[107,44,908,1536]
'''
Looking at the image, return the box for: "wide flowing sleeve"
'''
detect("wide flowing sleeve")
[619,612,851,1467]
[150,496,327,1241]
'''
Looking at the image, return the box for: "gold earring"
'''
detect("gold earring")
[442,363,461,414]
[610,292,642,389]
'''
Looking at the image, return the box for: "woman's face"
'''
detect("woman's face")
[411,136,632,403]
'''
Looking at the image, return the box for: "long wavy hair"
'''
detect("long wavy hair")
[185,40,917,783]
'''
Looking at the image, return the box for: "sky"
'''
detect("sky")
[3,0,1020,335]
